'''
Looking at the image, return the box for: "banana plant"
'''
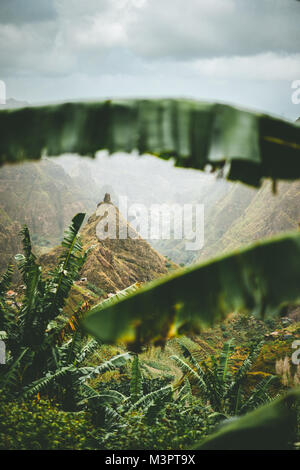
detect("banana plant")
[22,336,133,411]
[81,354,173,431]
[172,341,275,416]
[1,100,300,350]
[0,214,91,397]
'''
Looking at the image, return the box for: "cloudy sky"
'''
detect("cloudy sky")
[0,0,300,119]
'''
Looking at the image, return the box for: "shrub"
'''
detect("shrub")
[101,401,209,450]
[0,398,96,450]
[87,282,106,297]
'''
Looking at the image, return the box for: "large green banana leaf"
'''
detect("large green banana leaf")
[196,387,300,450]
[1,99,299,187]
[83,231,300,350]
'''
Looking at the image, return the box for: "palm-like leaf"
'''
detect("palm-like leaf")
[2,215,87,397]
[79,352,132,381]
[0,348,29,391]
[93,283,141,312]
[128,384,173,412]
[43,213,86,320]
[0,264,15,334]
[76,339,100,364]
[172,341,273,416]
[1,99,299,188]
[79,390,126,407]
[22,366,75,398]
[171,355,207,397]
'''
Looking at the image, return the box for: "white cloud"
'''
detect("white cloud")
[126,0,300,59]
[0,0,299,119]
[194,53,300,81]
[1,0,299,78]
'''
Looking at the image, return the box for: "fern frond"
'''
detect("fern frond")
[0,264,14,297]
[129,385,173,412]
[79,352,132,381]
[226,342,263,410]
[171,355,207,396]
[76,339,100,364]
[0,347,29,391]
[240,375,276,414]
[130,355,143,404]
[217,340,234,387]
[22,366,74,398]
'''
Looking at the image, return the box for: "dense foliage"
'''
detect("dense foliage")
[0,207,299,450]
[0,98,299,449]
[0,398,95,450]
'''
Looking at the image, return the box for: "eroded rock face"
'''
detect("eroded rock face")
[0,159,96,276]
[40,203,176,294]
[103,193,111,204]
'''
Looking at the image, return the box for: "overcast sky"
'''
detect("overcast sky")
[0,0,299,119]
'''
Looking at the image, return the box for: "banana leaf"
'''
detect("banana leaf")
[0,99,299,187]
[83,231,300,350]
[196,387,300,450]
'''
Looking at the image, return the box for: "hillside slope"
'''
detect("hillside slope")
[0,159,101,275]
[198,179,300,262]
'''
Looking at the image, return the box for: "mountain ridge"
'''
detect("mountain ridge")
[40,195,176,295]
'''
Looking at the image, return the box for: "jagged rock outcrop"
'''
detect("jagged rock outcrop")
[40,196,175,294]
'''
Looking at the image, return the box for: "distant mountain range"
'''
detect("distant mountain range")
[0,98,29,109]
[0,105,299,279]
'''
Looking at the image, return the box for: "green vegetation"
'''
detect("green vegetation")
[172,341,276,417]
[1,221,298,449]
[84,231,300,349]
[0,398,95,450]
[0,99,300,450]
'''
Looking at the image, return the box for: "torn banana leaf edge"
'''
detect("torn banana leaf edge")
[1,99,300,187]
[82,231,300,350]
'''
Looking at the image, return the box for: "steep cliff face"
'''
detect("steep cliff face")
[148,178,300,266]
[0,159,92,245]
[197,179,300,262]
[40,196,175,294]
[0,208,22,277]
[0,158,99,275]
